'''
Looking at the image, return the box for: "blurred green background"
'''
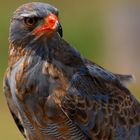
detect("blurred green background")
[0,1,140,139]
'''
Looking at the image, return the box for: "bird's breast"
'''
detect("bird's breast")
[9,56,70,129]
[13,57,68,101]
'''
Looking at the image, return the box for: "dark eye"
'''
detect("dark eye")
[24,17,38,27]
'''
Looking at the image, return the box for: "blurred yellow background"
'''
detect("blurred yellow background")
[0,0,140,139]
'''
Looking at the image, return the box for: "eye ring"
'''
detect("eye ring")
[24,17,38,27]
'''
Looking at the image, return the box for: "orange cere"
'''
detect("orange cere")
[35,13,58,35]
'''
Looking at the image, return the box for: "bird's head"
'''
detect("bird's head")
[9,2,63,46]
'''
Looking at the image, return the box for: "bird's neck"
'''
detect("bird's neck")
[8,34,83,71]
[8,34,61,67]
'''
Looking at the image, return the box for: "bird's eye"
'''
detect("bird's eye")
[24,17,38,27]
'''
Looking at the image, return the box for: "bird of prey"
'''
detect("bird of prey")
[3,2,140,140]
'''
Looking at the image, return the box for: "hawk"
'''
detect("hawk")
[3,2,140,140]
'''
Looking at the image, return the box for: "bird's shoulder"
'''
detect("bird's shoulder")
[54,38,134,86]
[52,38,83,67]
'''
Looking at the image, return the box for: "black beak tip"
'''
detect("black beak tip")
[57,22,63,37]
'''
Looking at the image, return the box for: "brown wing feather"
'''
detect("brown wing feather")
[61,73,140,139]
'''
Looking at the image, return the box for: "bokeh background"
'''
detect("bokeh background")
[0,0,140,139]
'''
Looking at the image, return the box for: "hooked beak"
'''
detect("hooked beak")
[34,13,63,37]
[57,21,63,37]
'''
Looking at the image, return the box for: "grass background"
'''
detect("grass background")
[0,1,139,139]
